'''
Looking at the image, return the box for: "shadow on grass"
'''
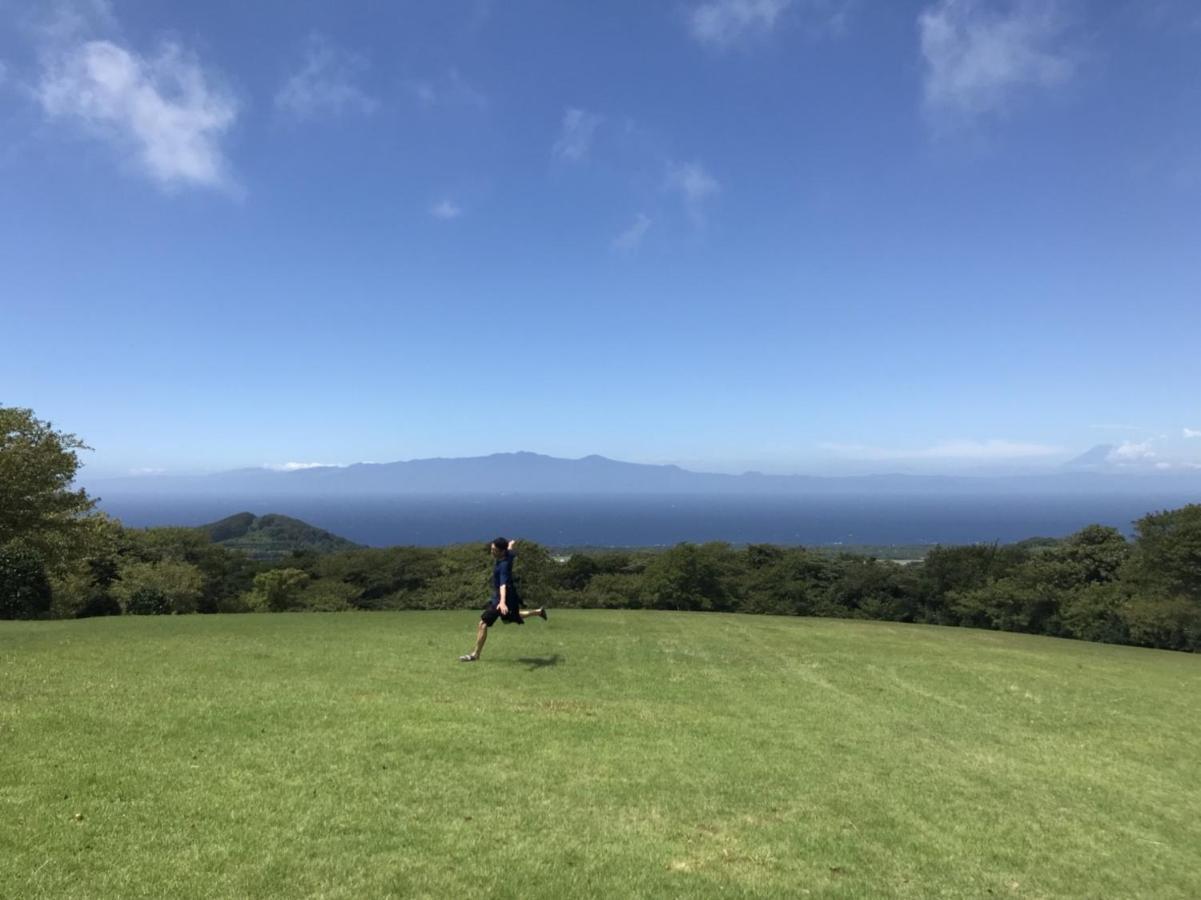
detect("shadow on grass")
[514,654,563,670]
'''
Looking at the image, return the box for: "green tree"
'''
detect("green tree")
[823,556,921,622]
[0,405,97,572]
[1058,525,1128,585]
[245,568,310,612]
[642,542,737,611]
[1125,505,1201,601]
[1120,596,1201,652]
[112,559,204,614]
[124,525,264,613]
[1059,582,1130,645]
[295,579,359,611]
[739,547,834,616]
[0,543,52,619]
[48,514,127,618]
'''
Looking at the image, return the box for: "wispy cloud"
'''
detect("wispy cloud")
[265,462,343,472]
[918,0,1076,124]
[613,212,652,252]
[37,38,239,191]
[686,0,850,47]
[35,0,119,45]
[665,161,720,223]
[688,0,791,46]
[820,439,1065,461]
[430,199,462,220]
[553,107,603,162]
[406,68,486,109]
[275,35,378,121]
[1184,427,1201,439]
[1107,440,1156,463]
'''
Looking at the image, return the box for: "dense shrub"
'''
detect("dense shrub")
[124,586,171,615]
[244,569,310,612]
[295,579,359,612]
[1059,583,1129,645]
[112,560,204,614]
[1125,506,1201,602]
[1120,596,1201,652]
[0,543,52,619]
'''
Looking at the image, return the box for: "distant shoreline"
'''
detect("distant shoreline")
[90,491,1195,550]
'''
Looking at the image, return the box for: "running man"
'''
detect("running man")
[459,537,547,662]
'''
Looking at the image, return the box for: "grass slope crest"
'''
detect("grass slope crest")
[196,512,361,560]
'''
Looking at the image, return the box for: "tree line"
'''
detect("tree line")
[3,405,1200,652]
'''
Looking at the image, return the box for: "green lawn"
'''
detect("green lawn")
[2,611,1199,898]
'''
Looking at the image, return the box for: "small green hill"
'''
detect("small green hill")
[195,512,360,559]
[2,612,1198,897]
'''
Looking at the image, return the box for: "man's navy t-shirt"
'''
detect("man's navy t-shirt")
[491,552,519,604]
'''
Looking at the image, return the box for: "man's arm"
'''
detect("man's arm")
[498,583,508,615]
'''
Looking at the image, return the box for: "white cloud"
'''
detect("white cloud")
[918,0,1075,122]
[37,39,238,190]
[265,462,343,471]
[1107,441,1156,463]
[1184,427,1201,439]
[553,107,602,162]
[687,0,850,47]
[688,0,792,47]
[275,35,378,121]
[820,439,1064,461]
[613,212,652,252]
[665,161,720,223]
[666,161,720,202]
[430,199,462,220]
[36,0,119,45]
[406,68,486,109]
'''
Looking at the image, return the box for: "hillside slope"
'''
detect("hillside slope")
[2,612,1198,897]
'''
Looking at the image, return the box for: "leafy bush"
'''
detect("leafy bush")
[1059,583,1129,645]
[295,579,359,612]
[244,568,310,612]
[112,560,204,614]
[124,586,171,615]
[642,542,737,612]
[1126,506,1201,602]
[1120,596,1201,652]
[0,543,52,619]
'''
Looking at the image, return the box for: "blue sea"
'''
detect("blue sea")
[93,492,1198,548]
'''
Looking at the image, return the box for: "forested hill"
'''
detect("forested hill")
[196,513,360,560]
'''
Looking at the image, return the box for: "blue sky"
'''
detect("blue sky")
[2,0,1200,477]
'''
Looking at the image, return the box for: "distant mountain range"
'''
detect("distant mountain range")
[85,450,1201,497]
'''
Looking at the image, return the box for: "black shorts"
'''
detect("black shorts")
[481,600,523,627]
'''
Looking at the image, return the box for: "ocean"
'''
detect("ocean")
[92,492,1198,548]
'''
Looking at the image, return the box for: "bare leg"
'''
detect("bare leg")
[518,608,544,619]
[471,620,488,658]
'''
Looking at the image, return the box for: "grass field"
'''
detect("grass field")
[2,611,1199,899]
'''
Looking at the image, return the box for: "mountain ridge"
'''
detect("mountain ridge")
[83,450,1201,497]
